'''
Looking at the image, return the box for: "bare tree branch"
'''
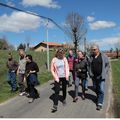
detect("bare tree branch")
[64,12,87,53]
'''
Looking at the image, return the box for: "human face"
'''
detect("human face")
[77,51,83,59]
[69,50,73,56]
[19,50,25,57]
[57,49,64,59]
[26,57,31,63]
[91,46,99,56]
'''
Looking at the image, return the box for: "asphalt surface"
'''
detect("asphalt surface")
[0,74,112,118]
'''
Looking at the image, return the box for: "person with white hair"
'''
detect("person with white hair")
[88,44,109,110]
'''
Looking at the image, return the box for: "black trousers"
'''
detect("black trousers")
[54,77,67,106]
[26,77,39,99]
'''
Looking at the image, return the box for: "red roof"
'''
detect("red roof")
[33,42,62,49]
[42,42,62,46]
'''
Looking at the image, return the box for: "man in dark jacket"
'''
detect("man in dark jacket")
[25,54,40,103]
[89,44,109,110]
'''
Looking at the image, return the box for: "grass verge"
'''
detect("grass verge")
[111,60,120,117]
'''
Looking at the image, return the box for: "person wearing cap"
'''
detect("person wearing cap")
[89,44,109,110]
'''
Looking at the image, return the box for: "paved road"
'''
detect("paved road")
[0,74,111,118]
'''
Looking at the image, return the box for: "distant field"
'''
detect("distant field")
[0,50,54,103]
[111,59,120,117]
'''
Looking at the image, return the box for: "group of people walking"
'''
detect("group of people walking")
[6,49,40,103]
[51,44,109,112]
[6,43,109,112]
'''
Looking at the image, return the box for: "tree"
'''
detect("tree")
[64,12,87,54]
[0,38,9,50]
[114,39,120,52]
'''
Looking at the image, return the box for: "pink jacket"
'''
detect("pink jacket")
[51,57,69,82]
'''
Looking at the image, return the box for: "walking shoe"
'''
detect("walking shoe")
[51,105,57,113]
[85,87,88,91]
[81,94,85,100]
[73,97,78,102]
[96,105,102,111]
[19,92,27,96]
[28,98,34,103]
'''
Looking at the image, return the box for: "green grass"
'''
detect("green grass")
[0,50,54,103]
[111,60,120,117]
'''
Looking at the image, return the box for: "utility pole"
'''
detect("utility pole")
[84,37,86,53]
[46,19,50,71]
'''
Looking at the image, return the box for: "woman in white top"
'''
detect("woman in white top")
[51,48,69,112]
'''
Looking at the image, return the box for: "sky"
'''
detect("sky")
[0,0,120,50]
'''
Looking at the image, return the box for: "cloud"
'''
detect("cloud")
[90,36,120,49]
[89,21,116,30]
[0,12,41,32]
[22,0,61,9]
[6,1,15,7]
[87,16,95,22]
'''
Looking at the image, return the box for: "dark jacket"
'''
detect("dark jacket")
[74,58,88,79]
[25,61,39,85]
[88,52,109,80]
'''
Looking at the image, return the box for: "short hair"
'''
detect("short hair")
[26,54,33,61]
[77,50,85,57]
[91,44,99,50]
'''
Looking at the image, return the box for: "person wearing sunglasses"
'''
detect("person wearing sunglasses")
[88,44,109,111]
[51,48,69,112]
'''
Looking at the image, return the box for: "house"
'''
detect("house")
[33,42,62,52]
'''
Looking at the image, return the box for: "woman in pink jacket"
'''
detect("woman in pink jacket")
[51,48,69,112]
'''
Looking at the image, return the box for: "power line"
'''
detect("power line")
[0,2,65,32]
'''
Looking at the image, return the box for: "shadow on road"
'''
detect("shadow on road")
[49,93,63,104]
[85,93,97,104]
[68,90,74,99]
[68,87,97,105]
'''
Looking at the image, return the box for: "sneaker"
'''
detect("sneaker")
[73,97,78,102]
[25,93,30,97]
[81,94,85,100]
[85,87,88,91]
[19,92,26,96]
[51,105,57,113]
[96,105,102,110]
[28,98,34,103]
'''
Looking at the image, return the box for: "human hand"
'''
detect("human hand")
[78,69,81,72]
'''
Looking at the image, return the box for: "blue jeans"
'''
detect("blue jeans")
[7,71,17,91]
[74,76,87,97]
[27,74,39,99]
[93,78,105,106]
[85,78,88,89]
[69,70,74,85]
